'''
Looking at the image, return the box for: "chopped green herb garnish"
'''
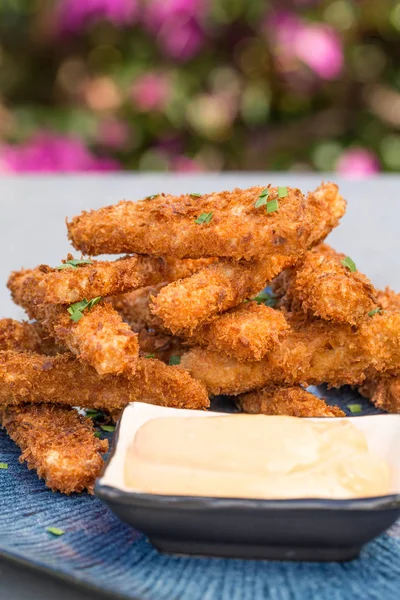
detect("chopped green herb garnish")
[190,193,202,198]
[278,186,288,198]
[46,527,65,536]
[368,308,382,317]
[85,409,107,421]
[255,189,269,208]
[266,199,279,214]
[252,291,278,308]
[94,432,102,438]
[195,212,213,224]
[341,256,357,272]
[347,403,362,414]
[67,296,102,322]
[169,355,181,366]
[0,463,8,469]
[146,194,159,200]
[55,258,93,270]
[144,353,155,358]
[101,425,116,433]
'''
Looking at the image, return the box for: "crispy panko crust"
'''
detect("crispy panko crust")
[190,301,289,362]
[274,244,378,325]
[111,284,167,332]
[359,377,400,413]
[8,255,178,305]
[113,286,289,361]
[8,270,140,376]
[377,287,400,311]
[0,318,60,355]
[67,183,345,260]
[180,310,400,395]
[151,256,294,334]
[237,385,345,417]
[150,183,346,333]
[0,351,209,411]
[137,328,186,363]
[1,404,108,494]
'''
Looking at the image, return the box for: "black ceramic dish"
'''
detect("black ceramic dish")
[95,404,400,562]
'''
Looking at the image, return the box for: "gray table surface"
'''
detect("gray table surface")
[0,173,398,599]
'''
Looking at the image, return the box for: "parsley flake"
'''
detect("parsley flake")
[266,199,279,214]
[67,296,102,322]
[190,193,202,198]
[169,355,181,366]
[255,189,269,208]
[278,186,288,198]
[46,527,65,536]
[101,425,116,433]
[195,212,213,224]
[0,462,8,469]
[347,403,362,414]
[341,257,357,272]
[94,432,102,438]
[144,353,155,358]
[146,194,159,200]
[252,291,278,308]
[368,308,382,317]
[55,258,93,270]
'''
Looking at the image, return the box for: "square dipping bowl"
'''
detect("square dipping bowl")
[95,403,400,562]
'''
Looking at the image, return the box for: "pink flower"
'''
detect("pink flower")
[171,156,203,172]
[97,118,131,150]
[131,73,170,112]
[55,0,137,34]
[0,133,119,173]
[266,11,343,80]
[143,0,207,60]
[336,148,380,177]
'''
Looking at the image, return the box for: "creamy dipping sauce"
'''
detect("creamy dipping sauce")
[124,415,391,500]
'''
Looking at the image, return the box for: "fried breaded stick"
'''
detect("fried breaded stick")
[1,404,108,494]
[111,284,167,332]
[137,328,186,364]
[150,183,346,333]
[273,244,378,325]
[0,351,209,411]
[359,378,400,413]
[0,318,108,494]
[0,318,60,355]
[9,255,212,306]
[8,270,140,376]
[113,286,289,361]
[67,184,345,260]
[180,310,400,395]
[237,386,345,417]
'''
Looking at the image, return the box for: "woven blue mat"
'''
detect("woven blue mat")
[0,388,399,600]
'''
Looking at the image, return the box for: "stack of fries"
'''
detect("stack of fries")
[1,182,399,494]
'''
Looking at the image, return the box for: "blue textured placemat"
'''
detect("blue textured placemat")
[0,388,399,600]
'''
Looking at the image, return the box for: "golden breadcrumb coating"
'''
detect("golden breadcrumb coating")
[8,255,178,305]
[137,328,186,364]
[0,318,60,355]
[237,385,345,417]
[190,301,289,362]
[359,377,400,413]
[111,284,167,332]
[8,271,140,376]
[274,244,378,325]
[0,351,209,411]
[1,404,108,494]
[377,287,400,311]
[150,183,346,333]
[151,256,294,334]
[67,183,345,260]
[180,310,400,395]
